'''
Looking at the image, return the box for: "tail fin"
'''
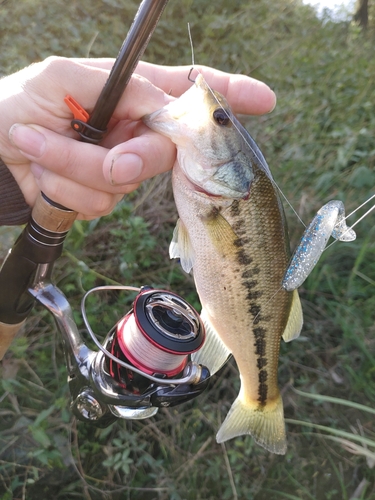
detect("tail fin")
[216,392,287,455]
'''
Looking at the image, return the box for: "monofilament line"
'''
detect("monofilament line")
[344,193,375,221]
[325,198,375,252]
[188,23,195,67]
[345,200,375,230]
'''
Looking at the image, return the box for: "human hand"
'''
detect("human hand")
[1,57,276,220]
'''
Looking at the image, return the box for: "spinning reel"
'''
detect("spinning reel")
[21,279,210,427]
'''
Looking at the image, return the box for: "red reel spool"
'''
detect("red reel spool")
[109,288,205,386]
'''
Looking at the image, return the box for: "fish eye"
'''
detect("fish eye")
[213,108,230,126]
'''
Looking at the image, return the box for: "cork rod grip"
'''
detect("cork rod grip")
[0,320,25,360]
[32,193,77,233]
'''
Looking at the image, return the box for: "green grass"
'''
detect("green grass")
[1,0,375,499]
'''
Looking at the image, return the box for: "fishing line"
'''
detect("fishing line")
[186,26,374,239]
[344,192,375,220]
[325,196,375,252]
[276,189,306,228]
[188,22,195,67]
[346,202,375,231]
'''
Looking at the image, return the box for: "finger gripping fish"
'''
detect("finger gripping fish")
[143,74,303,454]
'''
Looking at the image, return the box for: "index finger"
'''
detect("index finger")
[69,58,276,116]
[135,62,276,115]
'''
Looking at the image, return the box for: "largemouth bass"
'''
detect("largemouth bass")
[143,74,303,454]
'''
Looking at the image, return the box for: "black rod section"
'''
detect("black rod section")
[80,0,170,143]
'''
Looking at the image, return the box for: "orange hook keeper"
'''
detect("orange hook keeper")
[64,95,89,130]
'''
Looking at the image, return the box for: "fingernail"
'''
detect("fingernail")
[30,163,44,179]
[267,91,277,114]
[109,153,143,185]
[9,124,46,158]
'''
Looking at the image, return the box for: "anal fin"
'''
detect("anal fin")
[191,308,231,375]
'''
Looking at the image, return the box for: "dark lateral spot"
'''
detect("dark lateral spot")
[257,384,268,406]
[254,337,266,357]
[242,267,260,279]
[237,249,253,266]
[254,326,267,338]
[247,290,263,300]
[257,358,268,369]
[257,370,268,405]
[233,221,244,233]
[230,200,240,216]
[244,280,258,290]
[206,206,221,220]
[234,237,250,248]
[250,304,261,317]
[258,369,268,383]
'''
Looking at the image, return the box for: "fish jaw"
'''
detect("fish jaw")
[142,105,192,148]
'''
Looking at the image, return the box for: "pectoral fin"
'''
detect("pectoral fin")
[191,308,231,375]
[203,208,238,257]
[282,289,303,342]
[169,219,194,273]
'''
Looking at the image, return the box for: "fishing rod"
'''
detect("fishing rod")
[0,0,210,427]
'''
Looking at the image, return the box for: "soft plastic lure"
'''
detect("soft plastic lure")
[282,200,356,291]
